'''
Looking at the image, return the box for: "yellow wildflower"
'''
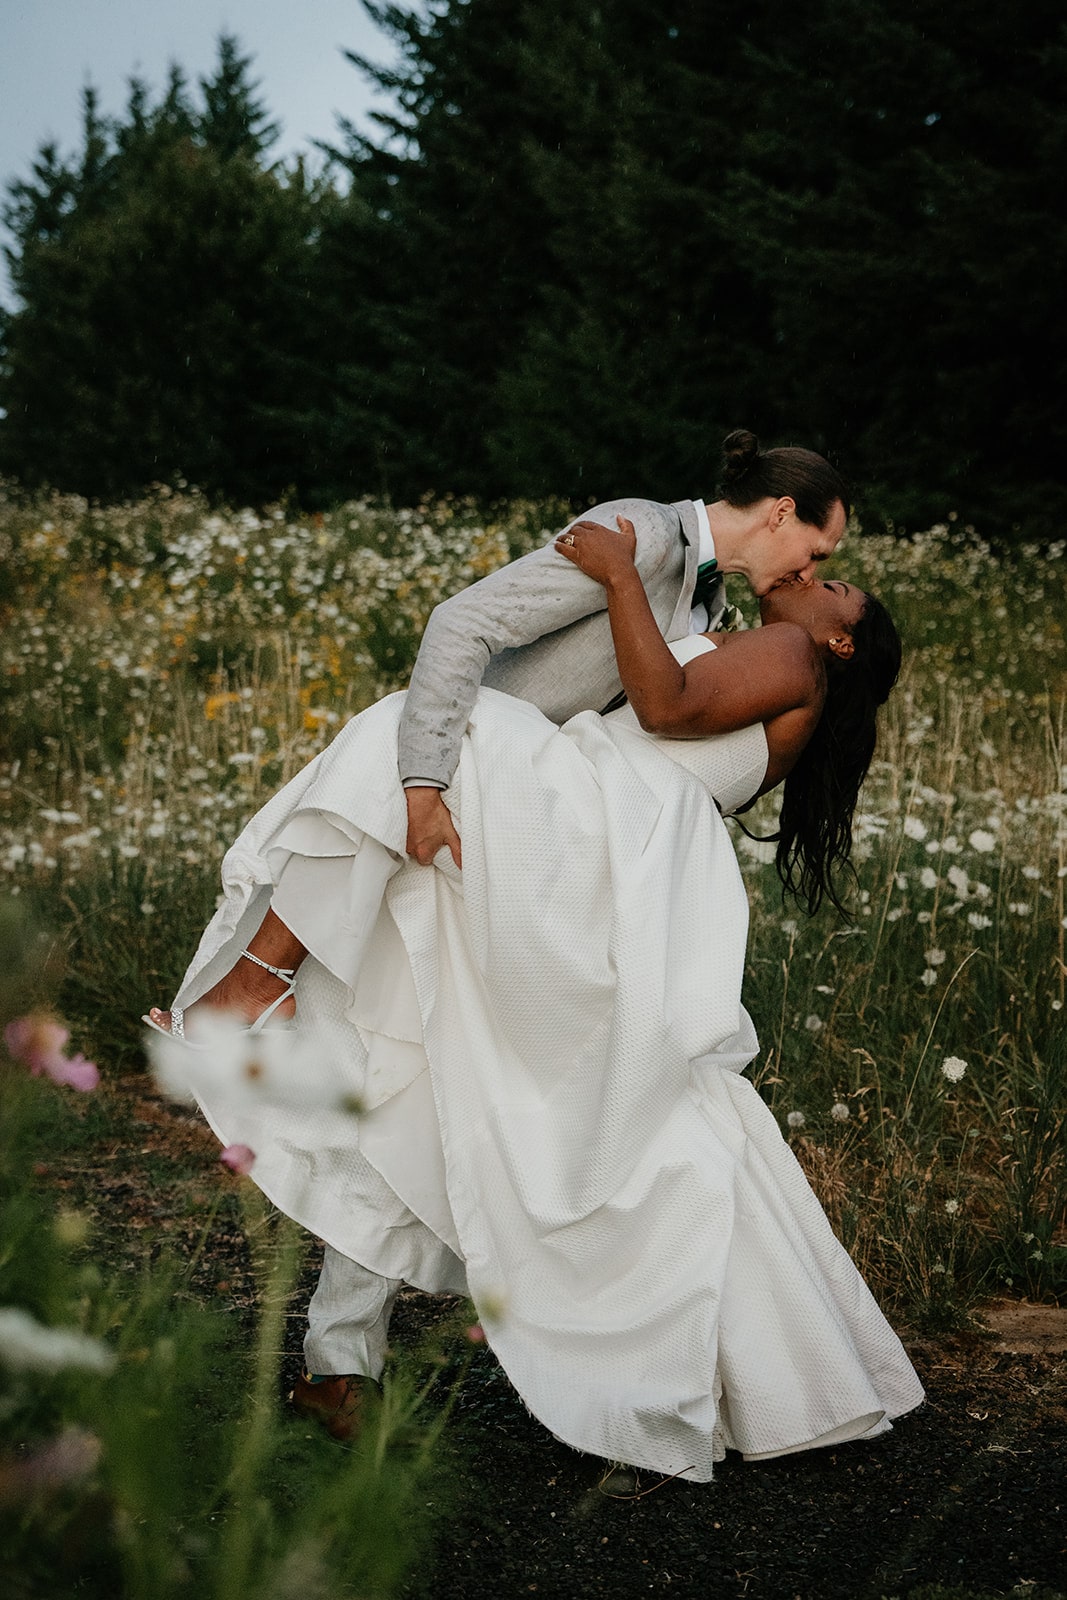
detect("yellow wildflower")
[205,692,241,721]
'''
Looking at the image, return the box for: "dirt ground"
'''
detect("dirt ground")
[386,1292,1067,1600]
[65,1080,1067,1600]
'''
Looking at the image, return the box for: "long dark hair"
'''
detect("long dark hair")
[718,428,851,526]
[770,593,901,915]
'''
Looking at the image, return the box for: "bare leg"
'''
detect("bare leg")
[147,906,307,1032]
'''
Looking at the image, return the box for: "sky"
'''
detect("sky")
[0,0,408,300]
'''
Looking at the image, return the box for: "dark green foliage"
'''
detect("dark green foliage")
[0,895,452,1599]
[1,5,1065,535]
[0,38,325,505]
[491,2,782,500]
[317,0,563,500]
[198,33,281,161]
[324,0,1067,526]
[711,0,1067,535]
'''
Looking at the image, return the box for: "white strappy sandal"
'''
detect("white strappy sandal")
[141,949,297,1046]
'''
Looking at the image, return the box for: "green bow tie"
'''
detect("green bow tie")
[693,557,719,611]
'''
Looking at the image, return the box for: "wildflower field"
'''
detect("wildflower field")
[1,485,1065,1597]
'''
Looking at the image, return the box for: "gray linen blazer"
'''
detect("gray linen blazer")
[397,497,725,789]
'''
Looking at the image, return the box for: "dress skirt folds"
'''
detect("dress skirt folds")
[170,644,923,1483]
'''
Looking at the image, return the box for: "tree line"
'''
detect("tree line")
[2,2,1065,538]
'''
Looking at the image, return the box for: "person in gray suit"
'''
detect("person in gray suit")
[289,429,851,1437]
[401,429,849,870]
[146,428,851,1441]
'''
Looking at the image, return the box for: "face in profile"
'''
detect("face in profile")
[760,578,867,653]
[747,498,847,597]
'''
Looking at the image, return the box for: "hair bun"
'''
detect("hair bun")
[721,428,761,484]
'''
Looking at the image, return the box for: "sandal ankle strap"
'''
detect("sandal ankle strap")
[239,948,297,983]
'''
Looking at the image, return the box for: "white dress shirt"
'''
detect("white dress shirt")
[689,499,718,633]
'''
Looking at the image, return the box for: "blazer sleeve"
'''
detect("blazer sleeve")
[397,498,682,789]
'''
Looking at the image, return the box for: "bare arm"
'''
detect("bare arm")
[397,499,682,789]
[556,516,823,738]
[398,501,682,865]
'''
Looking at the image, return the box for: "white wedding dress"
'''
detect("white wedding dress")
[173,636,923,1482]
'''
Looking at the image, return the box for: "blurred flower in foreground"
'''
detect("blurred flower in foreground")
[147,1011,360,1114]
[941,1056,968,1083]
[465,1324,486,1343]
[3,1015,99,1091]
[476,1290,509,1325]
[54,1209,91,1249]
[220,1143,256,1175]
[0,1427,101,1507]
[0,1306,115,1374]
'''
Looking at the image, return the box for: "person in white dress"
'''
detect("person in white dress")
[150,424,854,1438]
[144,510,923,1483]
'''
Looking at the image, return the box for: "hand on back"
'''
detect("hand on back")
[555,515,638,586]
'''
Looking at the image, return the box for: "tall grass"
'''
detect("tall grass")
[0,899,464,1598]
[1,483,1064,1325]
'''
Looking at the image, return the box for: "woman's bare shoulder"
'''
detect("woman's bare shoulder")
[712,622,821,679]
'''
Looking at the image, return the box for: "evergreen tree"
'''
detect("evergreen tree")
[334,0,1066,531]
[687,0,1067,531]
[321,0,564,500]
[199,34,281,162]
[2,4,1063,531]
[0,37,321,502]
[486,0,777,502]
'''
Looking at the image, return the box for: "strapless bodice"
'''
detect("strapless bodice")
[603,635,768,816]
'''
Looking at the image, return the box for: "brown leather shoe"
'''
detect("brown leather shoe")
[289,1372,371,1442]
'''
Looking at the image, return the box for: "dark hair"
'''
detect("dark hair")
[718,428,851,527]
[772,593,901,915]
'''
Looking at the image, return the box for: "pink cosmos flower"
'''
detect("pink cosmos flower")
[3,1016,99,1092]
[5,1016,70,1064]
[465,1323,486,1343]
[219,1144,256,1176]
[47,1053,100,1092]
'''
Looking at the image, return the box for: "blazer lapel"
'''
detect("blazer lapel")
[666,500,701,640]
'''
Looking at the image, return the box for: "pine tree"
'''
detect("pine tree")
[703,0,1067,531]
[321,0,563,500]
[198,34,281,162]
[3,4,1063,530]
[331,0,1067,531]
[486,0,777,502]
[0,38,320,502]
